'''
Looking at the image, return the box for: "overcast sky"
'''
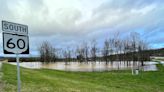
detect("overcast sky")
[0,0,164,56]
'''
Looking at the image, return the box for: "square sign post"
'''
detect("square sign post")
[2,20,29,92]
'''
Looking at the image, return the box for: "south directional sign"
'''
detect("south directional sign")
[2,21,29,54]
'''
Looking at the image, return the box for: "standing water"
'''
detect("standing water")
[9,61,159,72]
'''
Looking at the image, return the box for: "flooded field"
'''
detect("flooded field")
[9,61,160,72]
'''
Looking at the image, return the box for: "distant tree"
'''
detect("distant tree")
[138,40,149,66]
[62,46,74,64]
[76,45,85,62]
[129,32,140,61]
[90,39,97,62]
[122,39,130,61]
[83,42,89,62]
[38,41,56,62]
[108,38,115,62]
[102,39,110,64]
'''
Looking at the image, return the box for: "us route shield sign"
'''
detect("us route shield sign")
[2,21,29,54]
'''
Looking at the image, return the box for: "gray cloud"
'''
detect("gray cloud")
[0,0,164,55]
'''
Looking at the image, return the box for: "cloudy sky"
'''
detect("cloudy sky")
[0,0,164,56]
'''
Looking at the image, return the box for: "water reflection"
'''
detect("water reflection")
[160,61,164,65]
[8,61,160,72]
[9,62,41,69]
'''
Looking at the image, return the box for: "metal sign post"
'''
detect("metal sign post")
[16,53,21,92]
[2,20,29,92]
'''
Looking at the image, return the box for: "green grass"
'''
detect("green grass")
[0,63,3,92]
[1,63,164,92]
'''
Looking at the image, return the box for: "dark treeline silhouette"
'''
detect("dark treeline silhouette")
[38,32,161,65]
[148,48,164,56]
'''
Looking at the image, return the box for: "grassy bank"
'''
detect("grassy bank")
[0,63,3,92]
[1,63,164,92]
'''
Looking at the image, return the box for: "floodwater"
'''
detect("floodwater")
[160,61,164,65]
[9,61,160,72]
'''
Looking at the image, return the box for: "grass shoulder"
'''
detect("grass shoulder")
[1,63,164,92]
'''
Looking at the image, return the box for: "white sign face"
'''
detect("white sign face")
[2,20,29,54]
[3,33,29,54]
[2,21,28,35]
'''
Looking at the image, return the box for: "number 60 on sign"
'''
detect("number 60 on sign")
[3,33,29,54]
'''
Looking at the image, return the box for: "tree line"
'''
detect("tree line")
[38,32,150,65]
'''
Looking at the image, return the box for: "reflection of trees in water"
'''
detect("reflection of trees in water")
[13,61,157,72]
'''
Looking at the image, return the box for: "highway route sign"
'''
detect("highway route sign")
[2,20,29,54]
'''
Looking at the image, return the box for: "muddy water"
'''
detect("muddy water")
[9,61,159,72]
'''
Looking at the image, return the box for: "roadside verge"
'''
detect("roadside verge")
[0,62,4,92]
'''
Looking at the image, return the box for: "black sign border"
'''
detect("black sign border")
[3,33,29,54]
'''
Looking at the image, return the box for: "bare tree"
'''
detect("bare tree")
[111,33,121,62]
[102,39,110,64]
[76,45,85,62]
[122,39,130,62]
[90,39,97,62]
[108,38,115,63]
[83,42,89,62]
[130,32,140,61]
[38,41,56,63]
[63,46,74,64]
[138,40,149,66]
